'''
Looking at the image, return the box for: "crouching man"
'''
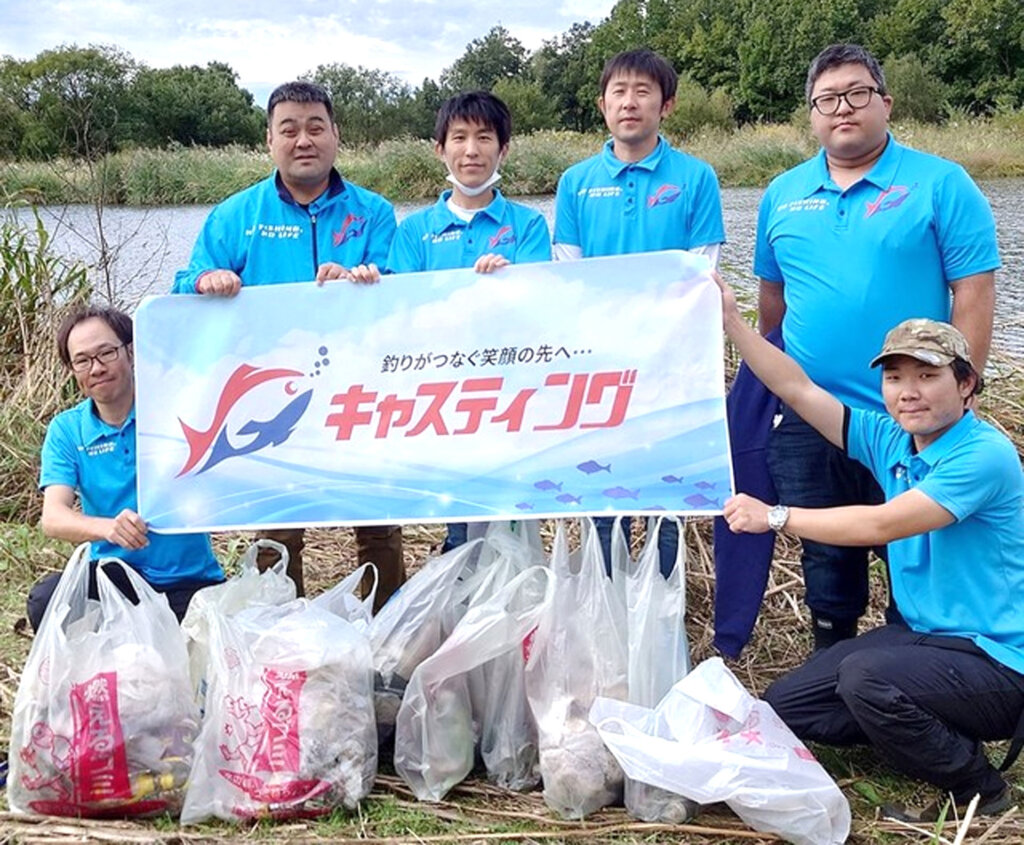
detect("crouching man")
[28,306,224,630]
[719,277,1024,820]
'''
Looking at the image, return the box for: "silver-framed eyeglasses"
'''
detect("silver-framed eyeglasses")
[810,86,881,116]
[70,344,126,372]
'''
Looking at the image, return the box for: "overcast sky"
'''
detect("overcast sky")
[2,0,617,106]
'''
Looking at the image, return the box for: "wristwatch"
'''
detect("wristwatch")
[767,504,790,532]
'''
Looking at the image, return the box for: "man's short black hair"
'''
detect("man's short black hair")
[952,357,985,398]
[599,49,678,103]
[56,306,133,368]
[267,81,334,124]
[805,44,887,103]
[434,91,512,149]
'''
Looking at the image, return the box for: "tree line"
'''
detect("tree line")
[1,0,1020,159]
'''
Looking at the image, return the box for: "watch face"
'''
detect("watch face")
[768,505,788,531]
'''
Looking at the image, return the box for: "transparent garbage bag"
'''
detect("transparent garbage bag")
[9,544,198,818]
[181,598,376,823]
[394,565,555,801]
[310,562,378,633]
[525,519,628,819]
[590,657,851,845]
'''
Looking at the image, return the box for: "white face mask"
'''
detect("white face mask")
[446,168,502,198]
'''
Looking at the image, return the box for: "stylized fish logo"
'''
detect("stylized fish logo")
[603,486,639,500]
[661,474,684,483]
[533,479,562,492]
[684,493,719,508]
[695,480,716,490]
[515,502,534,510]
[177,363,305,476]
[488,225,516,248]
[647,184,681,208]
[864,185,912,218]
[555,493,582,504]
[576,460,611,474]
[333,213,367,246]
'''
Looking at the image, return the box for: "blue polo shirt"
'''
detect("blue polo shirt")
[553,136,725,257]
[847,408,1024,675]
[387,189,551,273]
[755,135,1000,411]
[40,399,222,587]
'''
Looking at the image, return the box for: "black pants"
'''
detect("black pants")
[764,623,1024,802]
[26,562,223,631]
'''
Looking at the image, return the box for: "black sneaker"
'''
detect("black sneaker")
[882,786,1013,823]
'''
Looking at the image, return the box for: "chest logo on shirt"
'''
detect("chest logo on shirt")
[82,442,116,458]
[428,230,462,245]
[579,186,622,199]
[333,213,367,246]
[256,223,302,240]
[647,184,681,207]
[176,360,317,476]
[488,226,516,248]
[864,184,915,218]
[777,198,828,214]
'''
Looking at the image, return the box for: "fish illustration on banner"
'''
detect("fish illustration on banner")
[134,250,734,531]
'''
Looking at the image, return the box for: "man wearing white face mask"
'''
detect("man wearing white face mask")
[387,90,551,549]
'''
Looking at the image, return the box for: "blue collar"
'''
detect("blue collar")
[426,189,508,235]
[273,167,346,208]
[805,132,903,197]
[885,409,979,472]
[81,401,136,446]
[600,136,668,178]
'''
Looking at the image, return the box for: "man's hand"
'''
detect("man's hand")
[473,253,511,274]
[315,262,381,285]
[712,271,741,328]
[104,509,149,549]
[196,270,242,297]
[723,494,772,534]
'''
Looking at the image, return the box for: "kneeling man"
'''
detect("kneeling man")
[720,279,1024,820]
[28,306,224,629]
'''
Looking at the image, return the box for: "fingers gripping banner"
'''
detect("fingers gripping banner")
[135,250,733,531]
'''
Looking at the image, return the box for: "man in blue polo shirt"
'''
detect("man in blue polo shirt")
[173,81,404,609]
[755,43,999,649]
[553,48,725,573]
[28,306,224,630]
[719,278,1024,819]
[388,90,550,551]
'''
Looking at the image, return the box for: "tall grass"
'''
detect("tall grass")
[3,114,1022,207]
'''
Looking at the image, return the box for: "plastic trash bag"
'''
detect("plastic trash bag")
[590,657,851,845]
[368,540,482,742]
[182,539,296,711]
[394,565,554,801]
[310,562,378,633]
[9,544,198,818]
[525,520,628,819]
[181,598,376,823]
[621,517,697,824]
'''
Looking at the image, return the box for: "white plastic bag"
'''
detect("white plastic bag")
[590,657,851,845]
[181,539,296,711]
[623,517,696,823]
[368,540,482,741]
[181,599,376,823]
[310,562,378,632]
[394,565,554,801]
[9,545,198,818]
[525,520,628,818]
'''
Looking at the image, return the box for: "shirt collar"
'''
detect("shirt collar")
[427,189,508,234]
[274,167,345,207]
[600,136,668,178]
[887,409,978,471]
[81,400,136,446]
[805,132,902,197]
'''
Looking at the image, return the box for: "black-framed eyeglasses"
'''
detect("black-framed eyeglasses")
[70,344,126,373]
[810,86,881,116]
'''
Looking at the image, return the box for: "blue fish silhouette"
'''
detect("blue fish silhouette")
[515,502,534,510]
[661,474,684,483]
[645,505,667,511]
[603,486,639,500]
[556,493,582,504]
[534,480,563,492]
[576,460,611,474]
[695,480,716,490]
[199,389,313,473]
[684,493,716,508]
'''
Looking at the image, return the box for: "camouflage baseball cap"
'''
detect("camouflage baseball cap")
[870,318,973,368]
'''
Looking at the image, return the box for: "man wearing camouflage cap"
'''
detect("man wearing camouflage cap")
[719,274,1024,819]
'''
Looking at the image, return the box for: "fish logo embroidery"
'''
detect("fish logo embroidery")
[864,185,913,218]
[647,184,681,208]
[333,213,367,246]
[177,363,311,476]
[488,226,516,248]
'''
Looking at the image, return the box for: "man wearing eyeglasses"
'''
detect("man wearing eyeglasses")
[754,43,999,650]
[27,306,224,630]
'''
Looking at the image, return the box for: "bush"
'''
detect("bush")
[884,54,950,124]
[662,74,735,140]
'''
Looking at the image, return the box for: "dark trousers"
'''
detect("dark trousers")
[764,623,1024,803]
[594,516,679,578]
[766,405,885,628]
[26,563,223,631]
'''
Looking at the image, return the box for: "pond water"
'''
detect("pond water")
[17,178,1024,355]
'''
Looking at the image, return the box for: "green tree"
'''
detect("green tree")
[939,0,1024,110]
[492,78,559,133]
[884,53,950,122]
[439,25,528,93]
[306,63,417,144]
[662,73,735,137]
[130,63,263,147]
[533,23,601,131]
